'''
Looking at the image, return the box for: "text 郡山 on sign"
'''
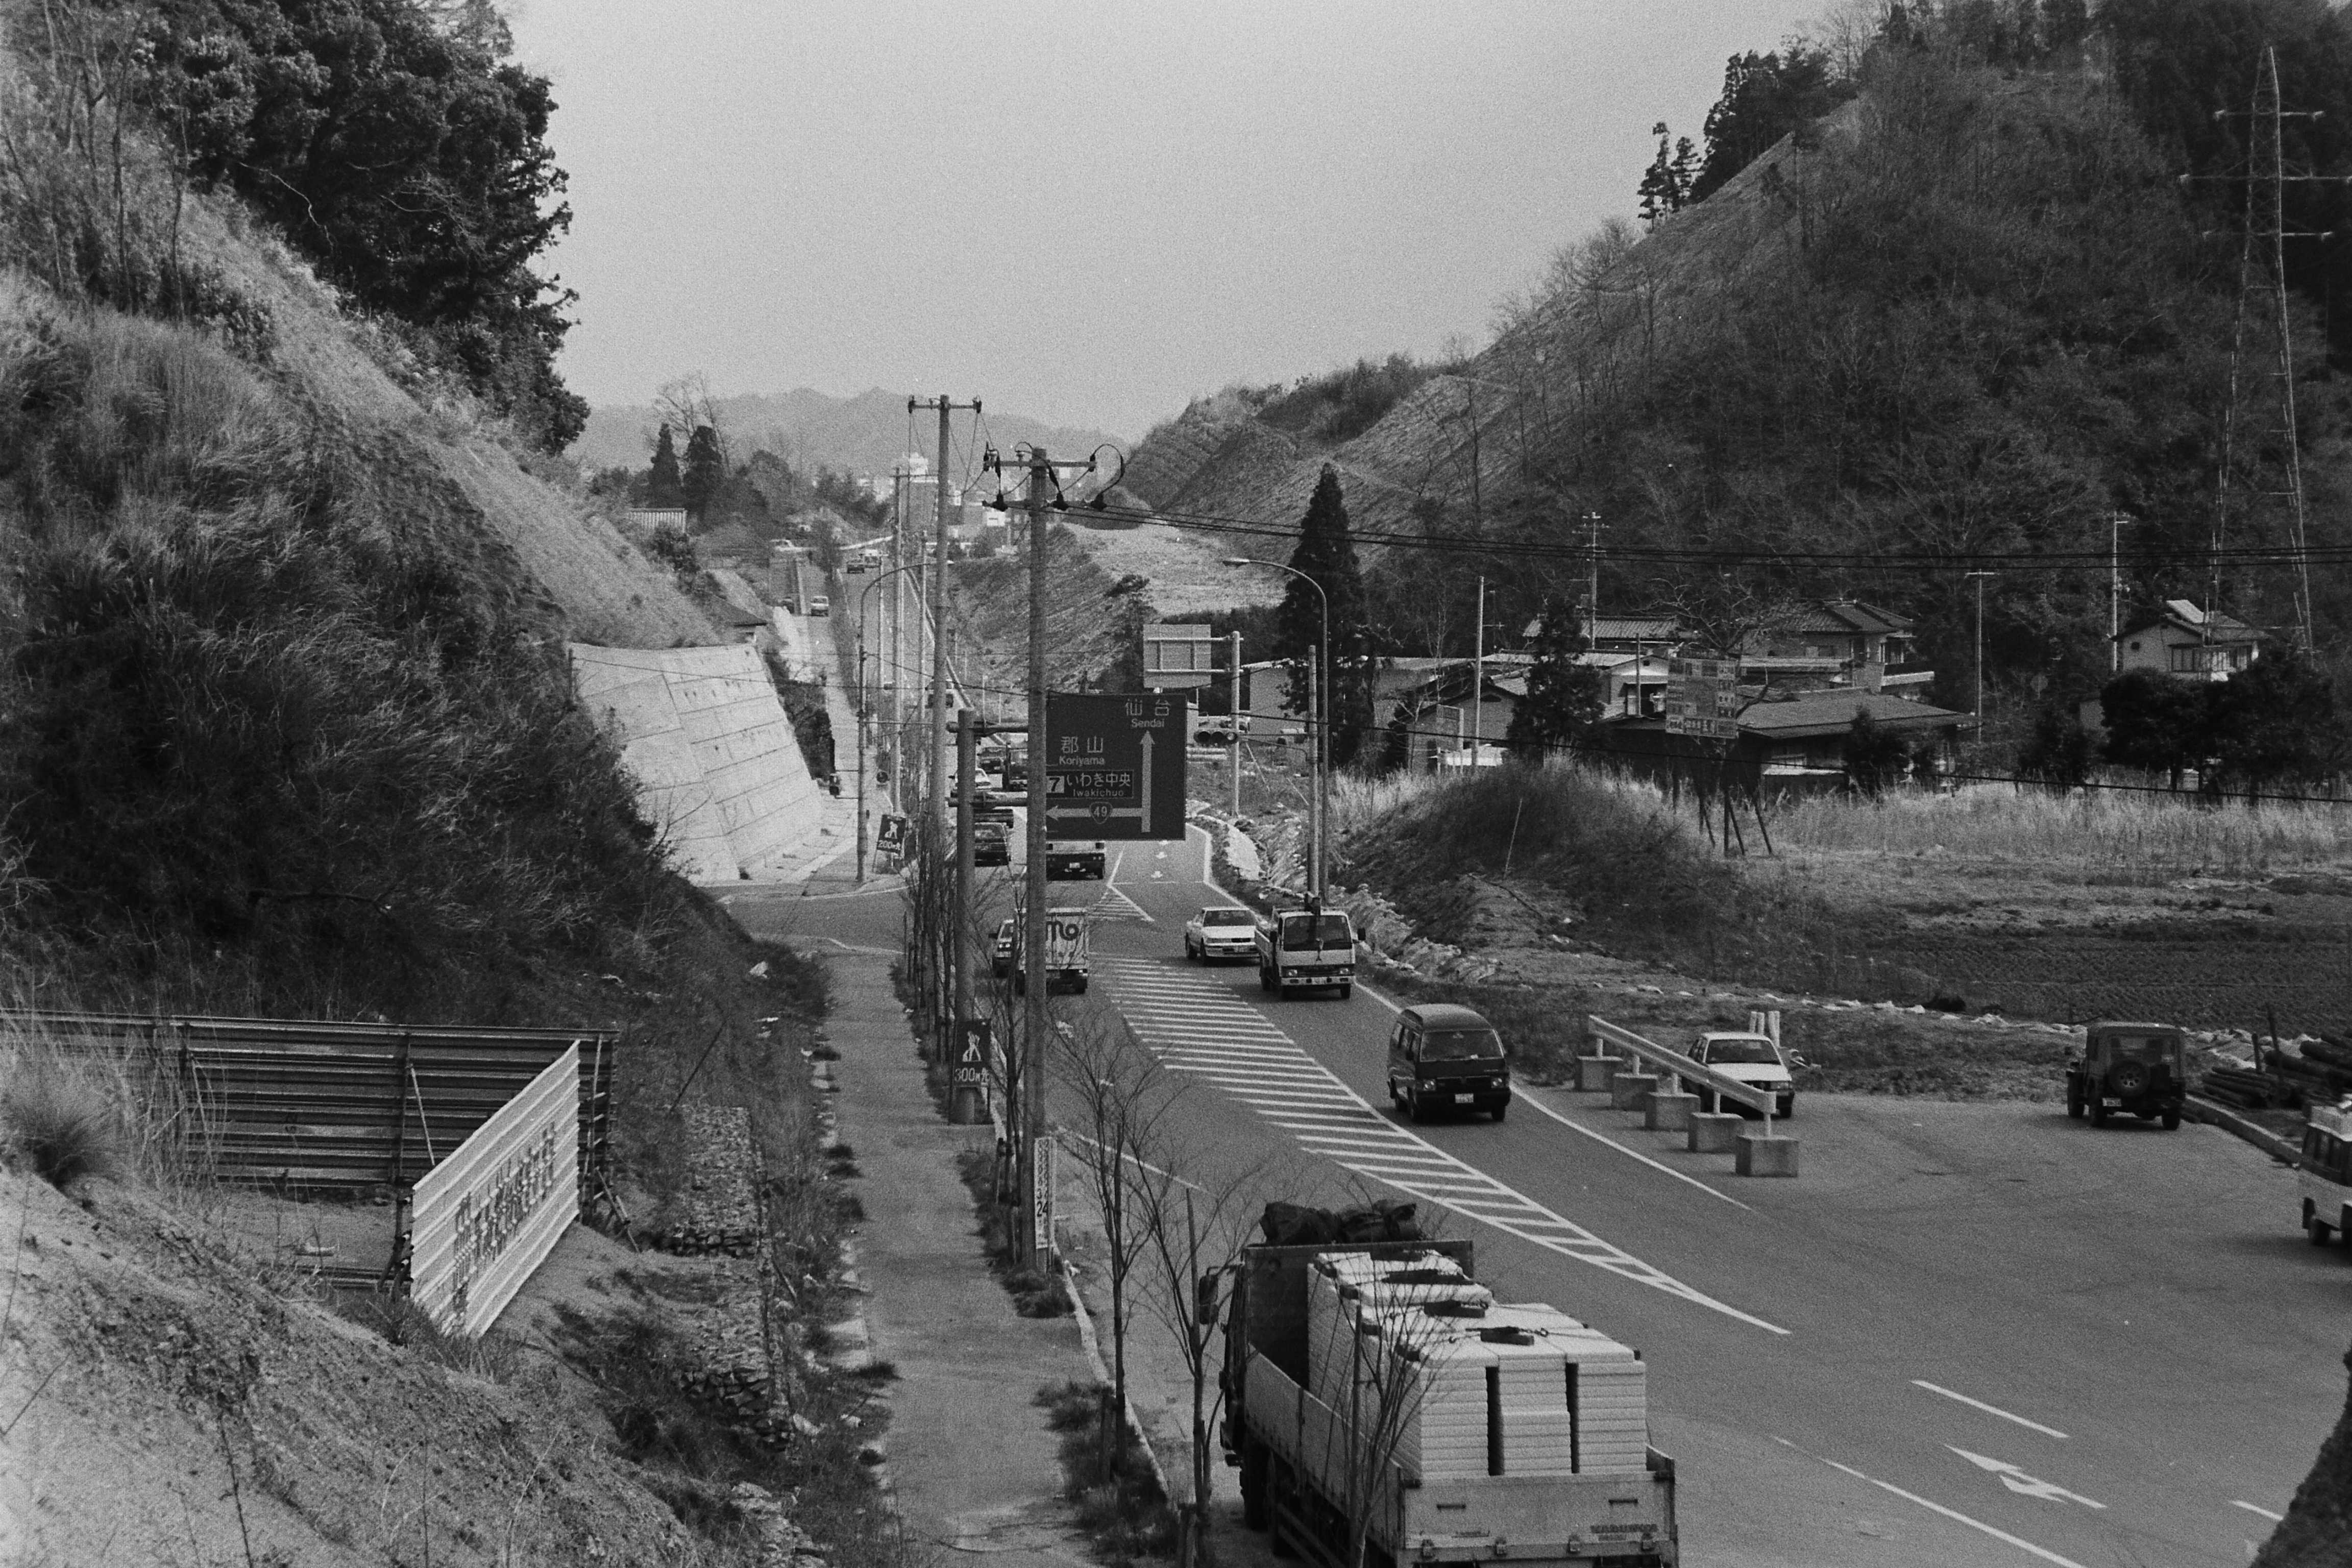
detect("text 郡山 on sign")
[1043,692,1186,840]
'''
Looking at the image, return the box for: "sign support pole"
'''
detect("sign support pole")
[1229,631,1243,819]
[1021,446,1051,1268]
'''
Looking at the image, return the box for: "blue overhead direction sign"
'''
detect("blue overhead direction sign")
[1043,693,1187,841]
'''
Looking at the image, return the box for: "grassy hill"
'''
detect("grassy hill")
[1126,19,2352,709]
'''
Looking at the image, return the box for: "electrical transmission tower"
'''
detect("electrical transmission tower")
[2201,46,2347,655]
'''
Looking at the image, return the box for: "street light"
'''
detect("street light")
[1965,570,1996,744]
[1224,556,1328,897]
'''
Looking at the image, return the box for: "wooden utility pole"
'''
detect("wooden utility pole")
[913,396,979,1061]
[1021,447,1052,1267]
[1229,631,1243,818]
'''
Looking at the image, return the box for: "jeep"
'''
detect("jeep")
[2066,1021,2187,1130]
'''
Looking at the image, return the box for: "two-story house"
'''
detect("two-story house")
[2114,600,2268,681]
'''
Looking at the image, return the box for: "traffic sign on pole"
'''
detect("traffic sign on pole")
[1042,693,1187,840]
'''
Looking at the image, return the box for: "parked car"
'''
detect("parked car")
[1678,1032,1798,1119]
[1386,1003,1510,1122]
[973,819,1011,866]
[1185,906,1258,963]
[806,595,829,616]
[991,919,1015,979]
[2066,1021,2186,1129]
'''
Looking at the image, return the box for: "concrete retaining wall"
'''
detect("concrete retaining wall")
[569,642,823,884]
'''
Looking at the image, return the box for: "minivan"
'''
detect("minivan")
[1386,1003,1510,1122]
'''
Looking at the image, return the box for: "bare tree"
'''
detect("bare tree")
[656,373,730,469]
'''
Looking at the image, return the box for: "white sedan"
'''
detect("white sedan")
[1184,906,1259,964]
[1678,1032,1799,1119]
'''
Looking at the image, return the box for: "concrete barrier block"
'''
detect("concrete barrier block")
[1577,1054,1621,1093]
[1609,1070,1659,1111]
[1644,1091,1698,1133]
[1735,1133,1800,1177]
[1688,1113,1744,1154]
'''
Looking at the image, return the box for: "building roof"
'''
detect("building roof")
[1761,599,1914,638]
[2115,599,2270,644]
[1401,1002,1494,1031]
[1733,690,1965,740]
[1523,614,1684,642]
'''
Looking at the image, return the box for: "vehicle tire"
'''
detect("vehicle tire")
[1338,983,1354,1000]
[1491,1101,1508,1122]
[1239,1441,1269,1531]
[1258,966,1273,993]
[1388,1081,1404,1109]
[1072,978,1088,995]
[1406,1089,1427,1124]
[1267,1462,1300,1559]
[2111,1061,2150,1097]
[2089,1098,2109,1126]
[1185,940,1198,963]
[1778,1097,1796,1120]
[2065,1077,2085,1119]
[1013,972,1026,996]
[2311,1215,2335,1247]
[2161,1107,2182,1131]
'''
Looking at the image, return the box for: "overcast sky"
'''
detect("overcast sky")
[509,1,1825,440]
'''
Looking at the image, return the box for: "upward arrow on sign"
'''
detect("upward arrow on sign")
[1138,730,1153,829]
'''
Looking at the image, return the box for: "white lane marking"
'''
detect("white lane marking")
[1774,1439,2091,1568]
[2232,1501,2284,1522]
[1913,1380,2070,1440]
[824,939,900,954]
[1947,1448,2105,1510]
[1057,1129,1203,1193]
[1096,956,1787,1335]
[1094,850,1156,923]
[1520,1089,1752,1212]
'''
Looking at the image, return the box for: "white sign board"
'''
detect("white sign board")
[1664,654,1743,739]
[1033,1137,1057,1255]
[410,1044,579,1336]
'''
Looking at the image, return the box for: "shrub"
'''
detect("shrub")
[1,1057,121,1188]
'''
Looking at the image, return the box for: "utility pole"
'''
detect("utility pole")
[1229,631,1243,818]
[2110,512,2124,673]
[913,395,979,1064]
[1305,643,1321,896]
[1584,511,1602,645]
[1021,446,1051,1269]
[952,706,981,1123]
[1966,570,1996,741]
[854,627,868,883]
[1471,576,1486,766]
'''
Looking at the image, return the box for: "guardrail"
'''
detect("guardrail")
[1586,1015,1779,1130]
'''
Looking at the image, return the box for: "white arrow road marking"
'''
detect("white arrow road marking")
[1776,1439,2090,1568]
[1095,957,1787,1335]
[1948,1448,2106,1510]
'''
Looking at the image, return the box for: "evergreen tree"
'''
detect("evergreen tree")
[682,425,724,523]
[647,423,683,506]
[1506,604,1603,760]
[1277,464,1373,767]
[1637,123,1678,229]
[2099,670,2207,789]
[1691,47,1849,202]
[1670,135,1700,204]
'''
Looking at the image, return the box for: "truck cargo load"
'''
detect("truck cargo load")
[1219,1226,1677,1567]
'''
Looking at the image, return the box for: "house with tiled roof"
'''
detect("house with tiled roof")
[2114,600,2269,681]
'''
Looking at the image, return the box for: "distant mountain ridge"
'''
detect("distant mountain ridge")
[570,387,1121,480]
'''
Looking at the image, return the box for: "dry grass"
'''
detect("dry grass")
[0,1049,121,1188]
[1769,783,2352,877]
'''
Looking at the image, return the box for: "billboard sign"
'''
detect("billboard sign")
[1042,693,1186,841]
[410,1045,579,1336]
[1665,655,1744,740]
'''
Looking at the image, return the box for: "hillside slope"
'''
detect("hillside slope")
[1128,39,2352,697]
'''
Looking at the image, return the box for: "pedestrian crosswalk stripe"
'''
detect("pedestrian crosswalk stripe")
[1094,956,1788,1337]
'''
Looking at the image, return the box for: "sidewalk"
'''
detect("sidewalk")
[808,946,1100,1567]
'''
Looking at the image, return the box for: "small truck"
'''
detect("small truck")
[1219,1233,1679,1567]
[1255,902,1358,999]
[2065,1020,2187,1130]
[2300,1096,2352,1245]
[1011,905,1090,995]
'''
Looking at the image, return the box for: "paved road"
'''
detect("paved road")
[1067,827,2340,1568]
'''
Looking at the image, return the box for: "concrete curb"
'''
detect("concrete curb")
[1056,1248,1178,1506]
[2183,1094,2302,1165]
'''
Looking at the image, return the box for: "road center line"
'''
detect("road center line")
[1913,1380,2069,1440]
[1774,1439,2090,1568]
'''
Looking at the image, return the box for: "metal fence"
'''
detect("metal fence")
[20,1012,618,1194]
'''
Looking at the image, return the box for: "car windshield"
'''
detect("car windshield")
[2103,1035,2176,1059]
[996,921,1014,940]
[1423,1029,1503,1061]
[1279,914,1352,950]
[1706,1038,1781,1065]
[1203,910,1254,927]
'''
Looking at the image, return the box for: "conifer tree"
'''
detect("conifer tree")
[647,423,683,506]
[1277,464,1373,767]
[682,425,724,523]
[1506,603,1603,760]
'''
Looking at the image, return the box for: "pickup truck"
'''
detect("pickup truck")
[1219,1232,1678,1567]
[1256,904,1357,999]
